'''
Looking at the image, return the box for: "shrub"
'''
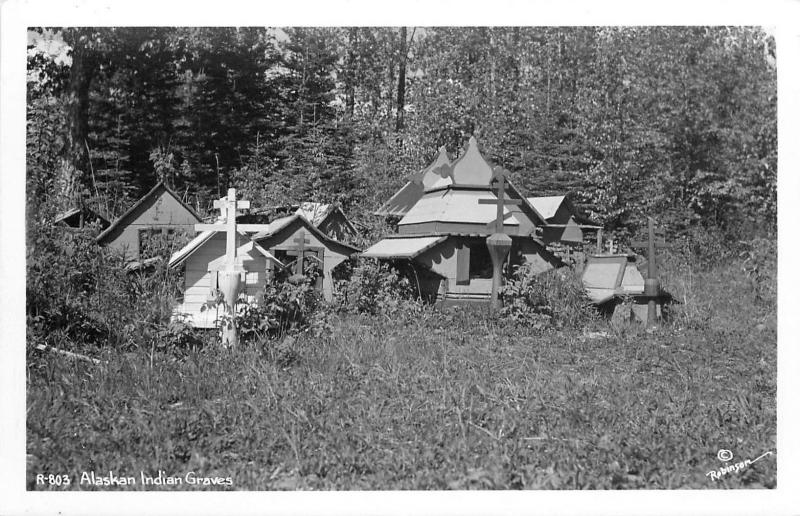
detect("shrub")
[334,259,418,315]
[499,264,596,329]
[26,219,187,352]
[223,263,325,345]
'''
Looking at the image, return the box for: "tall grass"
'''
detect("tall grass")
[27,253,776,490]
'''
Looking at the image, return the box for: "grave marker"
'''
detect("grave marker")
[630,217,670,327]
[478,167,522,313]
[194,188,251,347]
[287,231,312,275]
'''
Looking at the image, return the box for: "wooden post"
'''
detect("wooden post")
[195,188,251,347]
[631,217,670,328]
[478,168,522,314]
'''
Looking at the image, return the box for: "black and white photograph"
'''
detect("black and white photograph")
[2,1,799,515]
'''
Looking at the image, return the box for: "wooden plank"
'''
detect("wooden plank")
[456,244,470,285]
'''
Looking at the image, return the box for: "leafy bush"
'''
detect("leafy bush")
[499,264,596,329]
[26,219,188,353]
[225,263,324,346]
[334,259,419,315]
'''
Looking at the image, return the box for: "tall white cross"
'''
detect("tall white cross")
[195,188,251,269]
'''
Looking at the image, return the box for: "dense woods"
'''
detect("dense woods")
[27,26,776,242]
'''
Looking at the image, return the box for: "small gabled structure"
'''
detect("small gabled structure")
[294,202,357,242]
[96,181,202,261]
[527,195,599,245]
[375,146,452,218]
[252,214,360,302]
[55,206,111,230]
[364,136,562,304]
[168,228,283,328]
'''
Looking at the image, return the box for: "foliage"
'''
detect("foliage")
[500,264,596,329]
[27,27,776,239]
[214,263,325,347]
[26,218,189,353]
[334,259,419,315]
[27,256,775,490]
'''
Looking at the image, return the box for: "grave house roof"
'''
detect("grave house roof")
[168,227,282,269]
[55,206,111,229]
[375,146,452,217]
[361,235,448,259]
[96,181,203,244]
[250,214,361,254]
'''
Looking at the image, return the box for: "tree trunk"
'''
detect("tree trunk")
[60,29,95,208]
[345,28,357,120]
[395,27,408,132]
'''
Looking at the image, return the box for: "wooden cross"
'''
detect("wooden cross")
[193,188,251,347]
[631,216,670,326]
[195,188,251,269]
[630,217,670,281]
[478,167,522,233]
[286,231,311,275]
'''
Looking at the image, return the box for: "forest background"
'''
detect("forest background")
[27,26,776,245]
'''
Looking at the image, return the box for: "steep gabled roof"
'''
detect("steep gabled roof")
[527,195,599,226]
[295,202,357,236]
[168,229,281,269]
[55,206,110,229]
[295,202,333,226]
[252,214,361,254]
[96,181,203,244]
[527,196,567,220]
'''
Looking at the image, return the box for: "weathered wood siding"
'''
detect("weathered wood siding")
[105,190,200,260]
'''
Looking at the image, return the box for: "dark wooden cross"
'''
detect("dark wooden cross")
[287,231,311,275]
[478,167,523,312]
[631,216,670,326]
[478,167,522,233]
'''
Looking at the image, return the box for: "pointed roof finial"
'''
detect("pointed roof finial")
[449,135,493,185]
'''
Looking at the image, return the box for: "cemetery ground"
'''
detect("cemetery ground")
[26,247,776,491]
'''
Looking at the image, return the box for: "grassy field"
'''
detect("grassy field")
[26,261,777,490]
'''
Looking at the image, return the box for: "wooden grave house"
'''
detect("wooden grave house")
[581,253,674,323]
[251,214,360,300]
[168,229,282,328]
[168,201,359,328]
[96,181,202,261]
[55,205,110,231]
[364,136,563,304]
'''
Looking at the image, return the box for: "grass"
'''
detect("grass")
[26,261,777,490]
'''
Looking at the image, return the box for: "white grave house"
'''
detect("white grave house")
[168,189,359,333]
